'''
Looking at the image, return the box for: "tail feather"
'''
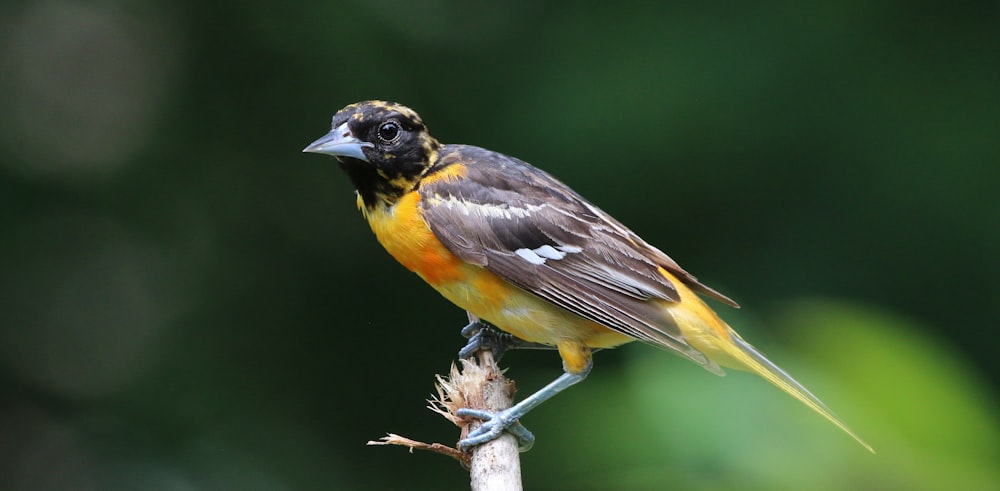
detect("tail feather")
[721,330,875,453]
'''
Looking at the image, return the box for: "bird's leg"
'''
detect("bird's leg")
[458,312,552,361]
[457,361,592,452]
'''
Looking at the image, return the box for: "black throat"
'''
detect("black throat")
[338,158,404,208]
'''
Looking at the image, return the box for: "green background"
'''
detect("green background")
[1,1,997,489]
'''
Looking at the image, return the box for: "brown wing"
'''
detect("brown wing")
[420,145,737,369]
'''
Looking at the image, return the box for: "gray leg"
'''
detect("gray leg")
[457,363,592,452]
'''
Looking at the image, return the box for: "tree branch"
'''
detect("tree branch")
[460,350,523,491]
[368,350,523,490]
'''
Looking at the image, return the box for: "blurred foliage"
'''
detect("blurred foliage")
[524,300,999,490]
[0,0,997,490]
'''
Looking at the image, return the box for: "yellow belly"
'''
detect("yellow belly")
[433,261,634,350]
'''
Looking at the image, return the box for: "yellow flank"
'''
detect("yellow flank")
[434,261,634,351]
[656,267,876,453]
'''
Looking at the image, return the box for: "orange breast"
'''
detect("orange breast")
[364,191,465,286]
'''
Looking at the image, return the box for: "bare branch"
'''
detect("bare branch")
[370,350,523,490]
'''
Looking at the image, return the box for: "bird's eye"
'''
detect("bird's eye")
[377,121,401,143]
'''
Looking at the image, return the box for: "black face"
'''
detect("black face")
[330,101,440,206]
[337,101,436,178]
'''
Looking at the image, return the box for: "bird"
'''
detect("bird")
[303,100,873,453]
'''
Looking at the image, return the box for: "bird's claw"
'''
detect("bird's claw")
[457,407,535,452]
[458,322,517,361]
[460,320,482,339]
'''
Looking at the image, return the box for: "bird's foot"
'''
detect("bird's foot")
[457,407,535,452]
[458,322,519,361]
[459,320,554,360]
[459,317,487,339]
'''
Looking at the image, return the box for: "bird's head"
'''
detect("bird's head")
[304,100,440,208]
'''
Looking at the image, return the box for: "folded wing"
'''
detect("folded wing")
[420,145,738,372]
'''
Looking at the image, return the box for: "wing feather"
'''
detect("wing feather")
[421,145,734,368]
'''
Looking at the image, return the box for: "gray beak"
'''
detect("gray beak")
[302,121,372,161]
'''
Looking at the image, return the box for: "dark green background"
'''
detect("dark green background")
[1,1,997,489]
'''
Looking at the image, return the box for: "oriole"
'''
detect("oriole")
[304,100,873,453]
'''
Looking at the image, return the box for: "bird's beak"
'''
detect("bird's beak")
[302,121,372,161]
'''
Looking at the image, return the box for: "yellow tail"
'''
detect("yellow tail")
[717,327,875,453]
